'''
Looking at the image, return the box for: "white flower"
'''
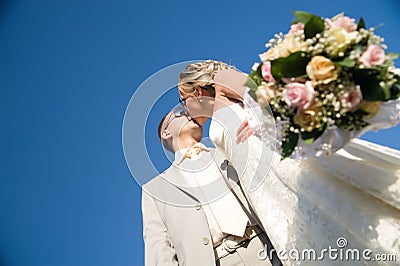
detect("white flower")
[324,28,359,56]
[252,63,260,71]
[389,67,400,76]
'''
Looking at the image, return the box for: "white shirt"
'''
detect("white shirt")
[174,144,250,246]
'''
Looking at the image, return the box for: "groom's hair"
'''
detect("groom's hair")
[158,113,174,153]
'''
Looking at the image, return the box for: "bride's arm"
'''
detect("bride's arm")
[213,69,259,143]
[213,69,248,111]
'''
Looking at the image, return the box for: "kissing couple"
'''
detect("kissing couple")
[142,59,281,265]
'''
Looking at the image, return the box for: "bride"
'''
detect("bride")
[178,60,400,265]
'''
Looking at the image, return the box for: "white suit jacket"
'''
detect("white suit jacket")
[141,149,262,266]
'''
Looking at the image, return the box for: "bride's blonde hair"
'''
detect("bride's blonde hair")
[178,60,230,97]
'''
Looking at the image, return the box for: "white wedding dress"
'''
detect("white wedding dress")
[209,103,400,265]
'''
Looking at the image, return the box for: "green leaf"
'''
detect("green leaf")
[373,23,384,31]
[245,84,258,102]
[381,53,398,69]
[303,138,314,144]
[270,52,310,80]
[389,84,400,100]
[291,18,299,25]
[246,66,262,86]
[390,75,400,99]
[246,65,264,101]
[357,17,366,30]
[245,76,258,92]
[304,16,325,39]
[293,11,315,24]
[249,65,263,84]
[263,105,274,117]
[281,130,299,159]
[293,11,325,39]
[386,53,399,61]
[395,75,400,85]
[334,57,355,68]
[354,69,389,101]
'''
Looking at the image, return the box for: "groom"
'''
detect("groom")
[141,105,279,265]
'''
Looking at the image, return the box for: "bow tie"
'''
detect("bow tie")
[177,143,210,165]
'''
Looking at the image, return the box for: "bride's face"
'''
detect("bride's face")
[180,87,215,126]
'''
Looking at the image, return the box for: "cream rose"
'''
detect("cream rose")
[275,42,291,58]
[259,48,278,61]
[275,35,307,58]
[325,27,358,56]
[293,102,323,132]
[327,27,348,46]
[306,56,338,84]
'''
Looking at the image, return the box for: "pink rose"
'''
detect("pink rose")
[289,22,304,33]
[325,16,357,32]
[359,45,386,67]
[282,81,315,110]
[341,86,363,111]
[261,61,275,82]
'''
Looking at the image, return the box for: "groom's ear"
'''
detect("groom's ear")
[161,130,172,141]
[160,130,174,153]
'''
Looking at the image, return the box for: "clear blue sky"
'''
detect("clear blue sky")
[1,0,399,265]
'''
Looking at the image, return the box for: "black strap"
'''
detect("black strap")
[218,159,283,266]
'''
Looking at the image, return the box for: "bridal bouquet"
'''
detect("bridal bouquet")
[246,11,400,159]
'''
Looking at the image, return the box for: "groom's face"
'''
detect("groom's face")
[163,109,202,141]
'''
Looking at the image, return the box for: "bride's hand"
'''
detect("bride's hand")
[236,120,254,144]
